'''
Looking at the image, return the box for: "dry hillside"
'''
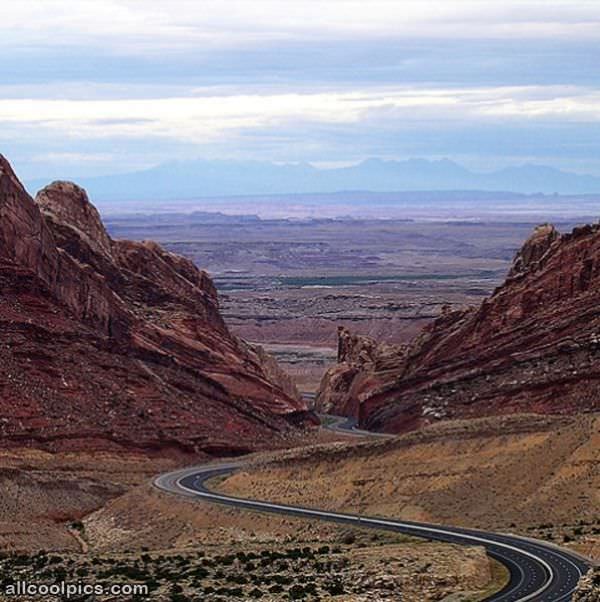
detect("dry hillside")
[220,413,600,561]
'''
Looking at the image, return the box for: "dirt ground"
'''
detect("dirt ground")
[0,413,595,600]
[0,445,507,601]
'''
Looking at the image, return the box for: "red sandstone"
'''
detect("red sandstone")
[317,223,600,432]
[0,155,311,454]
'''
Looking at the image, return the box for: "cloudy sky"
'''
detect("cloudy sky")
[3,0,600,180]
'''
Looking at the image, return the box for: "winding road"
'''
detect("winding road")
[155,417,592,601]
[319,413,394,438]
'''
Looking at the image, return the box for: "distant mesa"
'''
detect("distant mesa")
[317,221,600,432]
[0,154,312,455]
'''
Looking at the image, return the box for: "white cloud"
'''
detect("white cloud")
[1,85,598,145]
[31,152,115,163]
[3,1,600,55]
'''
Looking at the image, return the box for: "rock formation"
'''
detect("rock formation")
[317,327,406,417]
[317,223,600,432]
[507,223,559,277]
[0,155,311,454]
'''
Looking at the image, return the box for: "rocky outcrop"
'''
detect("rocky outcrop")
[318,327,380,416]
[0,155,309,454]
[316,327,408,416]
[37,181,112,258]
[508,223,559,277]
[317,223,600,432]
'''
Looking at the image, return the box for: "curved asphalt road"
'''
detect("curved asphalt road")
[319,413,394,438]
[155,419,592,601]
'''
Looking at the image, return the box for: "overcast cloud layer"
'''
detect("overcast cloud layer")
[2,1,600,181]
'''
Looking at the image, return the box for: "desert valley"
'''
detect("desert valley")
[0,153,597,601]
[5,1,600,600]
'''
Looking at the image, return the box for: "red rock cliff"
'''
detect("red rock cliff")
[316,223,600,432]
[0,155,309,454]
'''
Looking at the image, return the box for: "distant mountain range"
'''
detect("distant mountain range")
[25,158,600,201]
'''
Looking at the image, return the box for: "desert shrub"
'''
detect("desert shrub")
[189,566,209,580]
[324,579,345,595]
[214,586,243,597]
[272,574,293,586]
[288,584,308,599]
[341,532,356,545]
[169,585,190,602]
[144,577,161,591]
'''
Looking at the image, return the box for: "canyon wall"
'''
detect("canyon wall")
[0,155,310,454]
[317,223,600,432]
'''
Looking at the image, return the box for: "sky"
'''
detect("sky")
[2,0,600,180]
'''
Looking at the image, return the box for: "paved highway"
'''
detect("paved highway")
[319,413,394,438]
[155,417,592,601]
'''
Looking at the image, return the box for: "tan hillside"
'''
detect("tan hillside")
[219,413,600,561]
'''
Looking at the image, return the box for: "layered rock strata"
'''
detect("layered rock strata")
[317,223,600,432]
[0,155,309,454]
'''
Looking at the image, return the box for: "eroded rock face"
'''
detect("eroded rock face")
[316,327,406,416]
[508,223,559,277]
[37,181,112,258]
[317,223,600,432]
[0,154,309,454]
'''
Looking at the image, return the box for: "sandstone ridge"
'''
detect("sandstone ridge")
[0,154,309,454]
[316,222,600,432]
